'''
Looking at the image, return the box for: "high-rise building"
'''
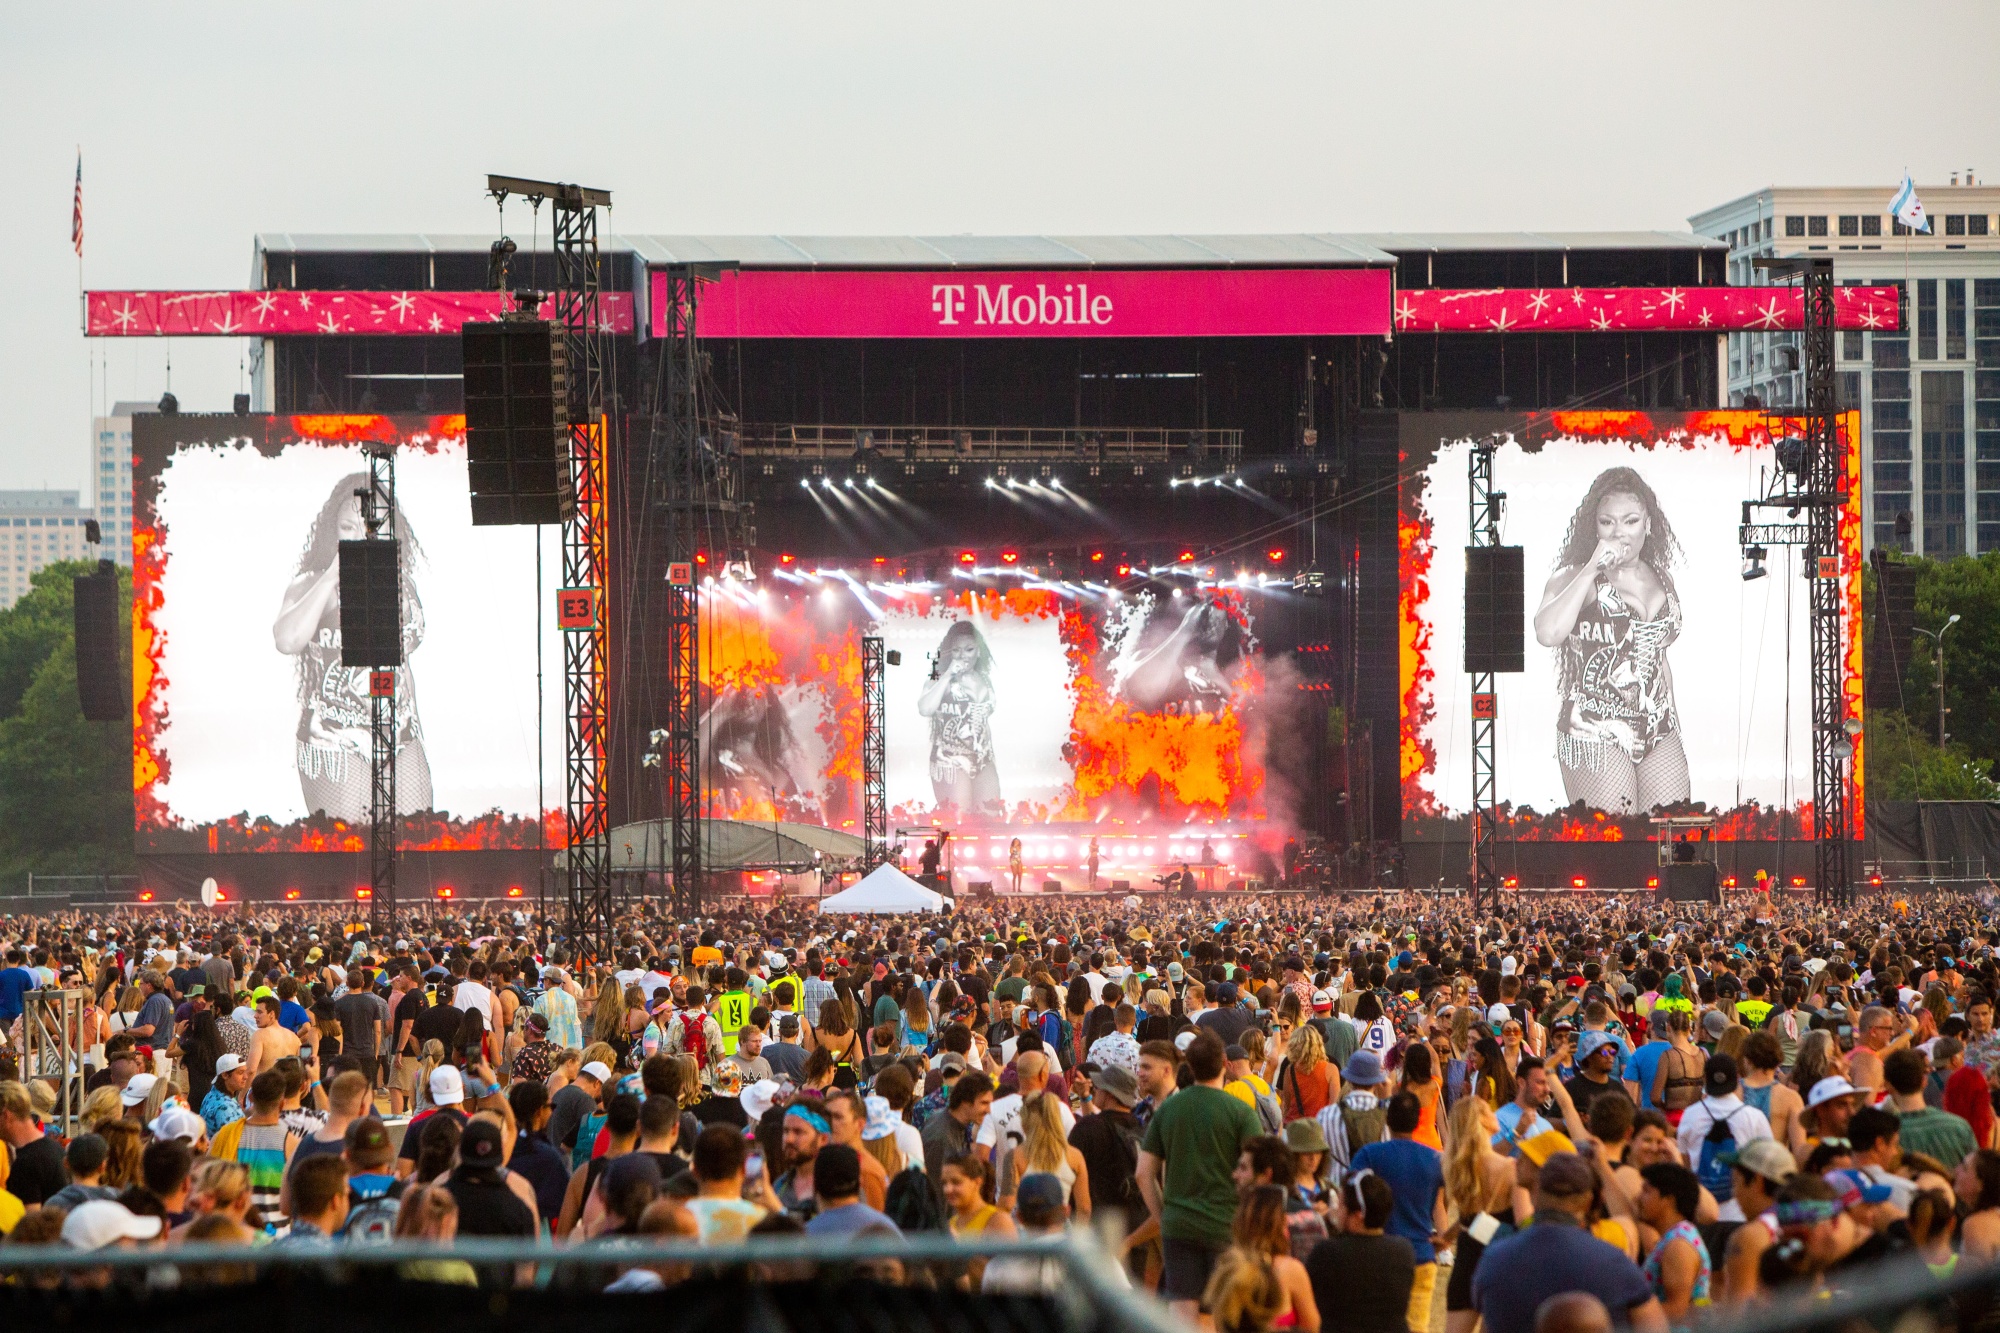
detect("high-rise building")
[0,490,96,611]
[1690,180,2000,557]
[91,401,149,567]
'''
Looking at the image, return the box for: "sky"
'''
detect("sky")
[3,0,1996,494]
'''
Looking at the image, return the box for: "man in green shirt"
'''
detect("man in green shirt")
[1883,1047,1976,1169]
[1138,1028,1261,1318]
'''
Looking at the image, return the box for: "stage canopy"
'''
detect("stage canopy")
[555,820,867,873]
[818,864,947,914]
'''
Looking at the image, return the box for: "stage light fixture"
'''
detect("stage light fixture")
[1842,718,1862,736]
[800,478,811,489]
[1267,548,1285,563]
[1001,550,1019,564]
[1571,875,1586,888]
[138,889,155,903]
[1090,550,1105,564]
[507,885,524,897]
[1741,546,1768,581]
[1502,876,1518,889]
[1791,876,1807,887]
[958,550,976,564]
[1177,548,1194,562]
[437,885,454,899]
[1116,563,1132,577]
[213,888,228,902]
[356,886,372,900]
[284,888,301,901]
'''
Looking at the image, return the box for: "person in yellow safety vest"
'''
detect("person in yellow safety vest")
[713,966,753,1057]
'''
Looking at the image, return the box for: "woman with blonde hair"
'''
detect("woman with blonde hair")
[184,1159,253,1232]
[1006,1091,1091,1217]
[814,997,860,1089]
[393,1183,479,1286]
[105,981,144,1038]
[79,1085,122,1133]
[415,1038,448,1111]
[591,976,629,1061]
[1204,1184,1319,1333]
[859,1094,907,1181]
[1442,1095,1516,1333]
[99,1119,143,1190]
[1279,1022,1336,1122]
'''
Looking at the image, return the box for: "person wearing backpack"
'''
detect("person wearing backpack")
[665,986,724,1090]
[1671,1054,1770,1207]
[339,1115,406,1242]
[1317,1048,1391,1183]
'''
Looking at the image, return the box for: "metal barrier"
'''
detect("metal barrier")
[19,988,87,1138]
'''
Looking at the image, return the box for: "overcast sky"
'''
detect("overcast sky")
[4,1,1995,493]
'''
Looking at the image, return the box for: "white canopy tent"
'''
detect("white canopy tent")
[817,864,949,914]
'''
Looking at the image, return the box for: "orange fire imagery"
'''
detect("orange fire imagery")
[1398,410,1863,841]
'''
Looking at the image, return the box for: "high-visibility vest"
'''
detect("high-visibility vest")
[714,989,752,1055]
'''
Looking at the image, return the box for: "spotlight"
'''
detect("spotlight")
[1177,548,1194,562]
[437,885,454,899]
[1115,563,1131,576]
[1647,876,1659,888]
[1090,550,1105,564]
[1741,545,1768,582]
[986,477,996,488]
[1266,548,1285,563]
[1000,550,1019,564]
[284,888,301,901]
[800,478,811,489]
[1773,436,1811,484]
[780,553,796,565]
[355,887,372,900]
[138,889,156,903]
[1571,875,1586,889]
[507,885,524,897]
[958,550,976,564]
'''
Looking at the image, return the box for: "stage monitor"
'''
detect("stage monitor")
[131,414,563,852]
[1399,411,1863,843]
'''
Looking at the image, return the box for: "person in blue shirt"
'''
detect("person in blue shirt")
[1622,1012,1673,1111]
[0,949,37,1025]
[276,978,312,1033]
[1349,1089,1447,1333]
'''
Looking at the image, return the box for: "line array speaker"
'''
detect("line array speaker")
[1866,554,1918,709]
[1464,545,1525,674]
[338,539,402,667]
[72,567,126,721]
[462,318,570,525]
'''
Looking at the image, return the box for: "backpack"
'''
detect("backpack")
[1339,1101,1388,1163]
[1095,1113,1144,1214]
[1696,1110,1740,1203]
[342,1182,403,1244]
[674,1011,712,1072]
[883,1164,948,1232]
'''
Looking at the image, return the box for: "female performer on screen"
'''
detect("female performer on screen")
[918,619,1001,817]
[1532,466,1689,814]
[271,474,432,823]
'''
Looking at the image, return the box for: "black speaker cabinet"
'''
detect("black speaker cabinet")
[338,539,401,667]
[1658,862,1720,903]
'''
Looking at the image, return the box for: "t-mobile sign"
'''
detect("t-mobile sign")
[652,267,1392,339]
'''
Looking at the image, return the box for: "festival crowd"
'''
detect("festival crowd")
[0,889,1997,1331]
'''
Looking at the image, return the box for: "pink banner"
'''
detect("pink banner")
[1394,285,1900,334]
[85,289,635,337]
[660,267,1395,338]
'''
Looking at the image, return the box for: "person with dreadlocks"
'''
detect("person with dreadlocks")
[1533,466,1689,815]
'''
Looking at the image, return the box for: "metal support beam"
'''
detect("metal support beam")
[1800,260,1853,907]
[360,448,399,934]
[1467,442,1500,912]
[541,186,613,963]
[658,265,703,920]
[861,636,887,865]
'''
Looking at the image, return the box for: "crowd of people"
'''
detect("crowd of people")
[0,888,1996,1329]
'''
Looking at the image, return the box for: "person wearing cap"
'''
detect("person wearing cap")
[1563,1031,1630,1120]
[1798,1076,1867,1162]
[60,1199,164,1286]
[1714,1139,1795,1303]
[803,1141,903,1239]
[1138,1030,1263,1318]
[1471,1152,1668,1333]
[511,1010,558,1085]
[1068,1063,1142,1222]
[394,1064,472,1179]
[444,1117,537,1253]
[547,1059,610,1172]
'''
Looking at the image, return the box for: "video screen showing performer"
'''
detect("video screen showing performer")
[699,685,826,822]
[1108,593,1246,714]
[270,474,431,822]
[1533,466,1689,814]
[918,620,1002,817]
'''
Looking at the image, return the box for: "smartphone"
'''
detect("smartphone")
[745,1152,764,1182]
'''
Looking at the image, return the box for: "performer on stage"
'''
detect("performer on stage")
[1199,838,1217,892]
[272,474,431,823]
[919,832,950,889]
[1533,466,1690,815]
[1008,838,1025,894]
[918,620,1001,817]
[1087,837,1100,892]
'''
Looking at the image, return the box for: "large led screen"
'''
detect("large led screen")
[699,576,1273,827]
[1399,412,1862,840]
[134,415,562,853]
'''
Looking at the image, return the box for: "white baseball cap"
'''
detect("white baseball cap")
[62,1200,163,1250]
[429,1065,465,1106]
[148,1107,207,1143]
[1806,1075,1863,1110]
[580,1060,614,1084]
[213,1053,245,1076]
[119,1073,159,1107]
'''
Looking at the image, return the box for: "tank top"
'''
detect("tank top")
[1644,1219,1712,1306]
[1411,1081,1443,1152]
[953,1203,999,1238]
[1741,1080,1774,1118]
[1556,575,1681,769]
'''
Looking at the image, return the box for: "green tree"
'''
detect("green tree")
[1863,706,2000,801]
[1865,551,2000,784]
[0,562,135,888]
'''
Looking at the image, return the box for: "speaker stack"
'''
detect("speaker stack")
[1463,546,1525,674]
[1866,552,1918,709]
[73,567,126,721]
[462,318,570,525]
[337,539,402,667]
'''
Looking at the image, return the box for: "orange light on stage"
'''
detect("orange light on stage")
[958,550,976,565]
[1090,550,1105,563]
[872,556,886,565]
[1177,548,1195,563]
[1791,876,1807,887]
[212,888,228,902]
[1647,877,1659,888]
[1266,548,1285,563]
[437,885,454,900]
[1869,874,1883,886]
[1000,550,1019,565]
[1571,876,1586,889]
[138,889,155,903]
[1115,563,1132,576]
[695,550,709,565]
[356,886,373,900]
[1724,877,1738,888]
[1502,876,1518,889]
[779,553,796,566]
[506,885,524,898]
[284,888,301,901]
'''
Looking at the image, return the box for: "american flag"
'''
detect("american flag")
[71,151,83,257]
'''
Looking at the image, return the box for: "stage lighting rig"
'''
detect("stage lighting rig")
[1741,545,1769,581]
